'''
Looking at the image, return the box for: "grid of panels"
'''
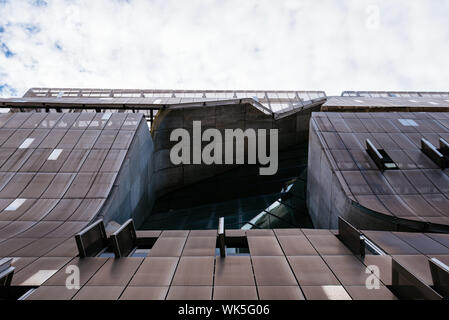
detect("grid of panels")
[342,91,449,98]
[25,228,404,300]
[0,112,142,286]
[311,112,449,226]
[19,88,326,114]
[363,231,449,287]
[324,96,449,110]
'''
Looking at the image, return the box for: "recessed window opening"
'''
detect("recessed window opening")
[366,139,398,171]
[215,236,250,256]
[421,138,449,169]
[128,238,157,257]
[97,246,115,258]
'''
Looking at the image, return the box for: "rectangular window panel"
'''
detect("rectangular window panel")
[5,198,27,211]
[18,138,35,149]
[48,149,63,161]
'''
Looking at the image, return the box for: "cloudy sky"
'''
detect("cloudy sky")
[0,0,448,97]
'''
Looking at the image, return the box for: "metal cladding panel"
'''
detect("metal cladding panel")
[363,231,420,255]
[247,236,284,256]
[213,286,258,300]
[86,258,143,286]
[344,285,397,300]
[129,257,178,287]
[277,235,318,256]
[251,256,297,286]
[171,256,214,286]
[392,232,449,255]
[11,257,71,286]
[305,235,353,255]
[166,286,212,300]
[43,257,107,286]
[148,237,187,257]
[288,256,340,286]
[301,285,352,300]
[26,286,79,300]
[257,286,305,300]
[322,255,375,285]
[72,286,125,300]
[120,286,168,300]
[181,236,216,257]
[214,256,255,286]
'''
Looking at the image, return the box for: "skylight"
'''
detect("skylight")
[48,149,63,161]
[398,119,418,127]
[5,199,26,211]
[101,113,112,120]
[18,138,35,149]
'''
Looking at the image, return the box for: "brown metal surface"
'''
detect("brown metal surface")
[86,258,143,286]
[214,256,255,286]
[312,112,449,229]
[129,257,178,286]
[171,257,214,286]
[287,256,339,286]
[213,286,258,300]
[251,256,297,286]
[257,286,305,300]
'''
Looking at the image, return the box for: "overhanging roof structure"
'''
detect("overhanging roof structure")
[0,88,327,123]
[341,91,449,98]
[323,96,449,112]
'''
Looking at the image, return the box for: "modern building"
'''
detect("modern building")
[0,89,449,300]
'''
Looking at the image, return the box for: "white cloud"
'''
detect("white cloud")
[0,0,449,97]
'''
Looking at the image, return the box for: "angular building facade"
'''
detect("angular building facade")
[0,89,449,301]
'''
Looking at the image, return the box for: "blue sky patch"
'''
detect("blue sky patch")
[55,41,63,51]
[0,43,14,58]
[23,24,40,34]
[0,84,17,96]
[32,0,47,7]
